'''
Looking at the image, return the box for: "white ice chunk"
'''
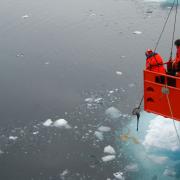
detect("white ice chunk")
[104,145,116,154]
[105,107,121,119]
[32,131,39,135]
[9,136,18,140]
[133,31,142,35]
[22,14,29,19]
[102,155,116,162]
[94,98,103,103]
[109,90,114,94]
[0,150,4,155]
[44,62,50,65]
[163,168,176,177]
[113,172,125,180]
[43,119,53,127]
[94,131,104,141]
[125,163,139,172]
[60,169,69,176]
[98,126,111,132]
[143,115,180,151]
[85,98,94,103]
[53,119,71,129]
[116,71,123,75]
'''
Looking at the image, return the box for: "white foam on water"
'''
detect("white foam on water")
[125,163,139,172]
[102,155,116,162]
[163,168,176,177]
[104,145,116,155]
[147,155,168,164]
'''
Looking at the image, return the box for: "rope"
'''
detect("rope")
[170,0,179,59]
[154,0,176,52]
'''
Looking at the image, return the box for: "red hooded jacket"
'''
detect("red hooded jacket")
[146,52,166,74]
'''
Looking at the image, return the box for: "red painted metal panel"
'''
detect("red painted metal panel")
[144,70,180,121]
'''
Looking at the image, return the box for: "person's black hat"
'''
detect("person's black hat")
[175,39,180,46]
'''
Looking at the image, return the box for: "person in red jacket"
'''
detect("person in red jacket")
[145,49,166,74]
[167,39,180,76]
[173,39,180,75]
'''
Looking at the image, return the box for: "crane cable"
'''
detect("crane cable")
[133,0,180,135]
[165,0,180,147]
[135,0,177,112]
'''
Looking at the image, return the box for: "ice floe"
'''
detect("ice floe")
[44,62,50,65]
[53,119,71,129]
[22,14,30,19]
[104,145,116,155]
[113,172,125,180]
[98,126,111,132]
[105,107,121,119]
[43,119,53,127]
[0,150,4,155]
[85,97,103,103]
[32,131,39,135]
[102,155,116,162]
[9,136,18,140]
[116,71,123,76]
[94,131,104,141]
[133,31,142,35]
[143,115,180,151]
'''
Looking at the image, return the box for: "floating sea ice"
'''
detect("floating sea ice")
[9,136,18,140]
[133,31,142,35]
[104,145,116,155]
[125,163,139,172]
[53,119,71,129]
[113,172,125,180]
[60,169,69,177]
[120,55,126,59]
[143,115,180,151]
[16,53,24,57]
[44,62,50,65]
[94,131,104,141]
[105,107,121,119]
[102,155,116,162]
[0,150,4,155]
[94,98,103,103]
[32,131,39,135]
[98,126,111,132]
[85,98,94,103]
[43,119,53,127]
[163,168,176,177]
[116,71,123,75]
[22,14,29,19]
[109,90,114,94]
[148,155,168,164]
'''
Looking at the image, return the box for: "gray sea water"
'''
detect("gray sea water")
[0,0,180,179]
